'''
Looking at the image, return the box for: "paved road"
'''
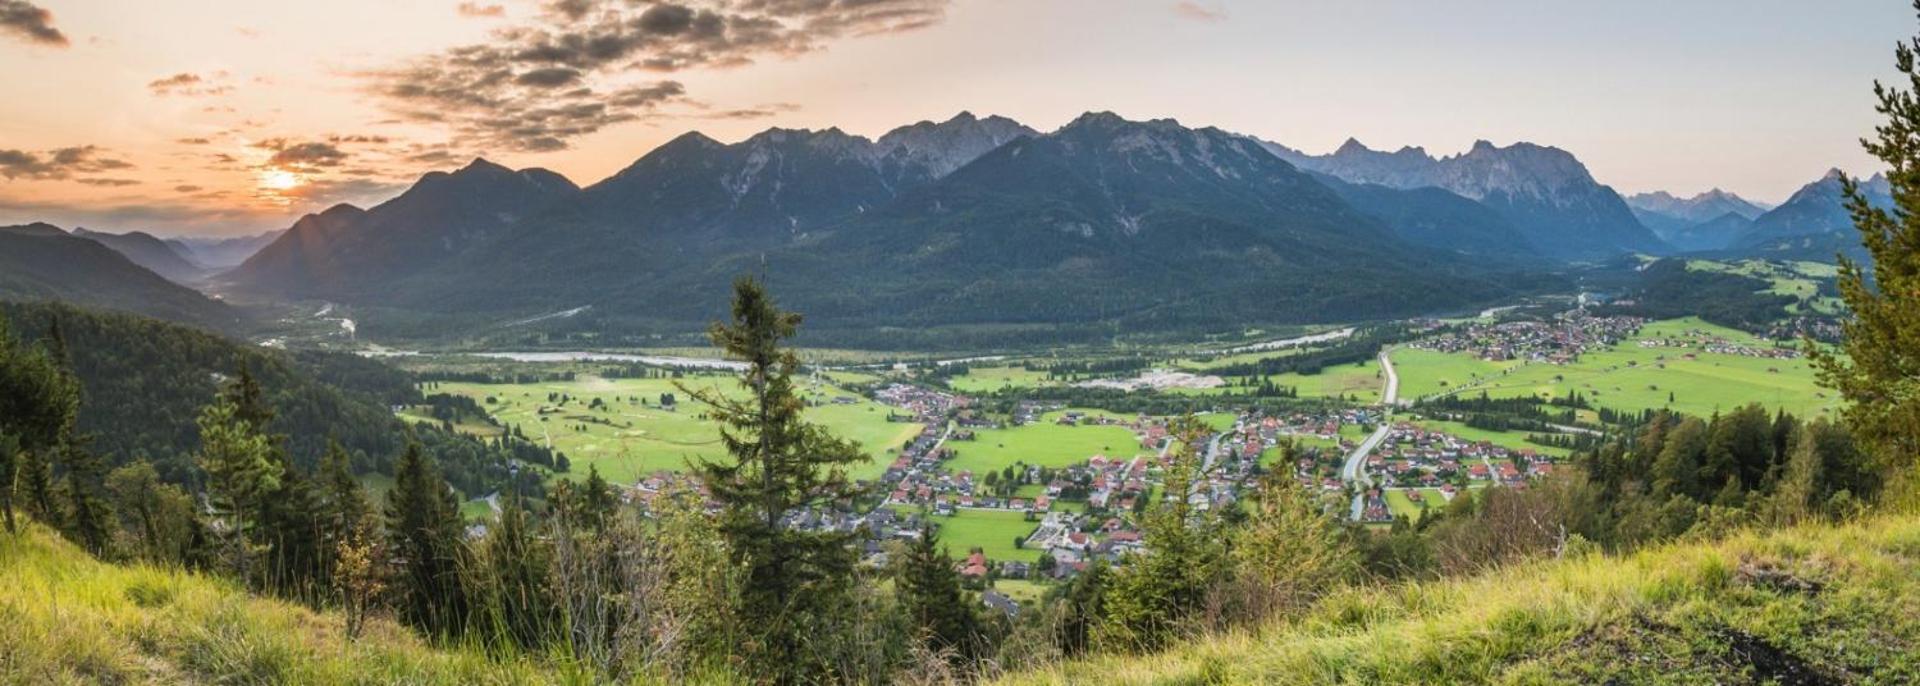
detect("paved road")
[1345,350,1400,520]
[1379,349,1401,406]
[1343,421,1392,520]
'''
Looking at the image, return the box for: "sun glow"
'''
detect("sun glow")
[258,169,304,192]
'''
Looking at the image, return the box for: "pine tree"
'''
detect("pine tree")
[385,442,471,637]
[59,442,117,557]
[195,396,278,580]
[1096,415,1228,652]
[680,277,867,684]
[0,315,78,533]
[896,525,983,665]
[1811,6,1920,475]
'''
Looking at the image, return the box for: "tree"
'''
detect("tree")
[1096,416,1228,652]
[1812,4,1920,482]
[680,276,868,684]
[194,396,277,579]
[896,525,983,666]
[385,442,471,637]
[59,442,117,557]
[1227,443,1358,623]
[106,461,196,563]
[0,316,78,533]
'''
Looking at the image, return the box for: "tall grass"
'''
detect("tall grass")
[996,513,1920,684]
[0,521,554,685]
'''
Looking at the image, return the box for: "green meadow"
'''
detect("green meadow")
[943,410,1151,475]
[944,365,1057,393]
[1395,318,1838,419]
[430,374,922,486]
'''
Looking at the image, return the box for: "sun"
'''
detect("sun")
[258,169,304,191]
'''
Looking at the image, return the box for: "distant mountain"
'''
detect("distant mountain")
[1624,189,1769,251]
[1308,173,1537,259]
[1625,189,1768,223]
[1263,138,1668,259]
[70,227,208,283]
[173,230,284,269]
[1735,169,1893,251]
[221,113,1550,340]
[225,159,581,298]
[0,223,239,330]
[1659,212,1755,253]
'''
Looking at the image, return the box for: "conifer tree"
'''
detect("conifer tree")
[0,316,78,533]
[681,276,867,684]
[897,524,983,665]
[196,396,277,578]
[385,442,471,636]
[1812,4,1920,474]
[1096,415,1228,652]
[59,442,117,557]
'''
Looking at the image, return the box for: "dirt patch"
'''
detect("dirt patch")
[1736,555,1828,595]
[1713,626,1842,686]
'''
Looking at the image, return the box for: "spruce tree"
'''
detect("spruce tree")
[1812,6,1920,474]
[385,442,471,637]
[1096,415,1228,652]
[681,276,867,684]
[59,442,116,557]
[195,396,277,579]
[0,315,78,533]
[896,525,983,665]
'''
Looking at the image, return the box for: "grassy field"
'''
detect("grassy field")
[1407,419,1574,458]
[997,512,1920,685]
[944,413,1150,475]
[431,374,922,486]
[928,508,1047,563]
[944,365,1057,393]
[0,522,552,684]
[1396,318,1838,419]
[1688,259,1845,315]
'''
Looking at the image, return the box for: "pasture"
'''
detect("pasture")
[1395,318,1838,419]
[429,374,922,487]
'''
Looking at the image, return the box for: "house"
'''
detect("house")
[1001,561,1031,579]
[960,551,989,579]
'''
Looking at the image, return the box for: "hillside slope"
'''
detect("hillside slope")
[0,523,546,684]
[1000,514,1920,685]
[0,225,239,331]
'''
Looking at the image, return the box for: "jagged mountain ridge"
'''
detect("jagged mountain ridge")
[222,112,1567,336]
[1260,137,1669,259]
[1735,169,1893,251]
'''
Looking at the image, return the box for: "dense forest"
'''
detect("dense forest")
[0,302,555,498]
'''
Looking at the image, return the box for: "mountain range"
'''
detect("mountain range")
[218,112,1550,339]
[0,223,238,330]
[10,110,1881,341]
[1259,138,1668,259]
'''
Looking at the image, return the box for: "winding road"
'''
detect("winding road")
[1345,349,1401,521]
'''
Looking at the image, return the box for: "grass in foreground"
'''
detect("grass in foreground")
[997,512,1920,685]
[0,522,559,685]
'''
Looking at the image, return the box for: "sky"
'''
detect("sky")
[0,0,1911,237]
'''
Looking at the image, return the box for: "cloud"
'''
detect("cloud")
[258,140,349,170]
[457,2,505,18]
[366,0,947,150]
[690,101,802,120]
[0,0,66,46]
[174,184,202,193]
[175,137,213,145]
[1171,1,1226,22]
[74,178,141,187]
[148,72,233,97]
[273,177,406,205]
[0,145,134,180]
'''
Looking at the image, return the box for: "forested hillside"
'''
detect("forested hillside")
[0,301,555,498]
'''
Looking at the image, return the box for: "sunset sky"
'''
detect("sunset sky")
[0,0,1910,237]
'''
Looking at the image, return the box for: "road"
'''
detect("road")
[1344,349,1400,520]
[1379,349,1401,406]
